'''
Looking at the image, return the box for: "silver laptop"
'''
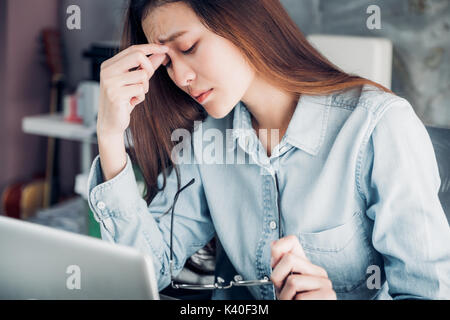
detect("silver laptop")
[0,215,175,300]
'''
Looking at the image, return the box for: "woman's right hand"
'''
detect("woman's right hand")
[96,43,169,139]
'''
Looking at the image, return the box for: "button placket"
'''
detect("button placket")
[264,173,282,300]
[258,176,273,299]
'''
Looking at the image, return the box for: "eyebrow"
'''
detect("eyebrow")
[158,30,188,44]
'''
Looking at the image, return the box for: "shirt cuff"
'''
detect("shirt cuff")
[87,153,142,223]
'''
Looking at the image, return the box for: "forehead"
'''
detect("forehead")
[142,2,202,44]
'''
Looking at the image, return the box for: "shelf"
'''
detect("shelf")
[22,112,132,188]
[22,113,97,143]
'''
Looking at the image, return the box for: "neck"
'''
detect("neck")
[242,76,299,138]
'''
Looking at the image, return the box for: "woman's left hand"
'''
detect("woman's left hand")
[270,235,337,300]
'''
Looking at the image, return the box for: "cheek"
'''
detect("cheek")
[203,51,253,118]
[200,42,254,90]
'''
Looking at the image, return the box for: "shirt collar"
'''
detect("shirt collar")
[231,94,331,156]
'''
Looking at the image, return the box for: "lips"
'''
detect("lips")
[192,88,213,103]
[192,89,212,99]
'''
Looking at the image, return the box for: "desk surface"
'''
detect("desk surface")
[160,294,180,300]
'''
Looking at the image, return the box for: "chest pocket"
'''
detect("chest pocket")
[297,210,385,295]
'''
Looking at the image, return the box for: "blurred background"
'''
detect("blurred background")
[0,0,449,299]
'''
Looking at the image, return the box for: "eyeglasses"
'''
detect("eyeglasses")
[169,172,284,290]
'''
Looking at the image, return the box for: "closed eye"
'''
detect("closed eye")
[182,43,197,54]
[165,42,197,68]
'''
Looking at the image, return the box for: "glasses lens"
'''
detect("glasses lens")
[171,282,217,290]
[233,279,272,287]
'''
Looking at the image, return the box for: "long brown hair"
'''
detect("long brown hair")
[121,0,394,207]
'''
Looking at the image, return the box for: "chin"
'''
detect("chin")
[204,103,234,120]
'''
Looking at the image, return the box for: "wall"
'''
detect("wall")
[0,0,7,175]
[0,0,78,202]
[282,0,450,127]
[60,0,126,90]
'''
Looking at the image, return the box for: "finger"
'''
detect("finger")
[101,43,169,70]
[278,274,332,300]
[129,93,146,111]
[294,288,337,300]
[271,235,306,269]
[146,53,167,74]
[104,50,166,78]
[111,69,150,93]
[127,53,167,76]
[120,84,146,105]
[270,253,328,290]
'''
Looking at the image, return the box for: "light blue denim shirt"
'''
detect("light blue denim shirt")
[87,84,450,300]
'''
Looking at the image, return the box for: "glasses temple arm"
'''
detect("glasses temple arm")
[169,177,196,264]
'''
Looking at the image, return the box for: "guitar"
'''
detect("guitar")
[41,28,66,208]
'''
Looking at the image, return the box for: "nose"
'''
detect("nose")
[170,57,196,90]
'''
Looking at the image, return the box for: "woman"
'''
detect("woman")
[88,0,450,300]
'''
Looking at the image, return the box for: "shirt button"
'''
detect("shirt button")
[96,201,106,210]
[269,220,277,230]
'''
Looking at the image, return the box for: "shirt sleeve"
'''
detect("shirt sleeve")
[86,152,216,292]
[358,97,450,300]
